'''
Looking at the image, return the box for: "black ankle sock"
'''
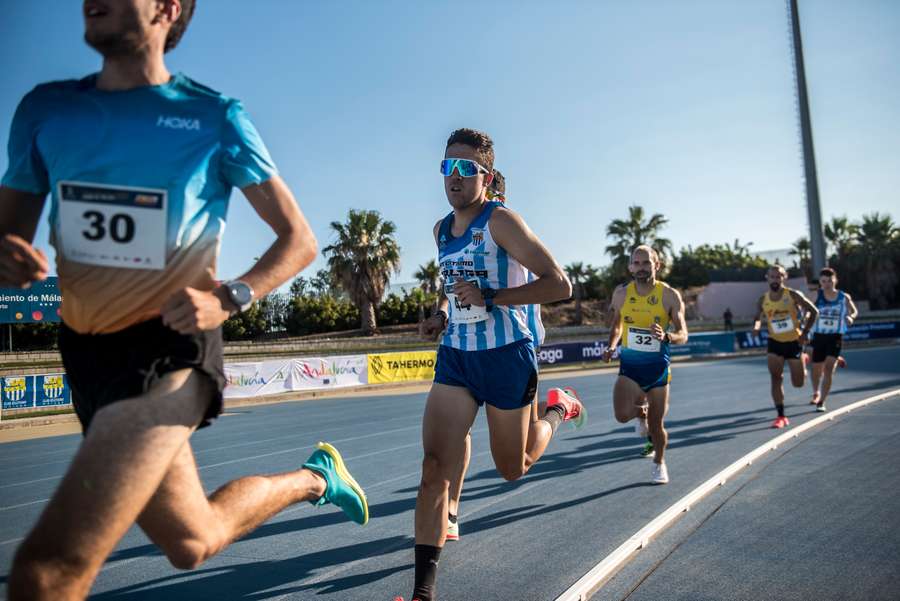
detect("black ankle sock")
[448,513,457,524]
[776,405,785,417]
[542,405,566,434]
[413,544,441,601]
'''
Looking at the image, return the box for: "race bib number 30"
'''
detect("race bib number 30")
[57,181,167,270]
[627,327,660,352]
[770,316,795,335]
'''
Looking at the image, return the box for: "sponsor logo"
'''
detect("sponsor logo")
[537,348,564,364]
[582,344,606,358]
[471,228,484,246]
[42,375,65,399]
[296,360,361,381]
[156,115,201,130]
[629,296,637,304]
[439,234,447,249]
[648,295,658,305]
[226,368,287,388]
[624,315,634,323]
[3,377,27,403]
[385,358,435,370]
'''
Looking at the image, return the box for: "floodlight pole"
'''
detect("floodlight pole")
[789,0,826,275]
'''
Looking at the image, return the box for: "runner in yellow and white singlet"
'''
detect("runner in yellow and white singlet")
[603,245,688,485]
[751,265,819,429]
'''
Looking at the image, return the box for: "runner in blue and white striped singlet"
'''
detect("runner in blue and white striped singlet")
[808,267,858,411]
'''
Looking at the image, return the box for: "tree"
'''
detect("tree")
[564,262,598,325]
[668,239,768,288]
[605,205,673,281]
[414,260,441,295]
[323,209,401,335]
[789,237,812,280]
[855,212,899,309]
[824,215,858,261]
[289,276,311,299]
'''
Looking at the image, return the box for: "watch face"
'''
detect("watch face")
[229,282,253,307]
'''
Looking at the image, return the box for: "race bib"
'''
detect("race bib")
[57,181,167,270]
[627,327,660,353]
[446,279,488,324]
[818,316,839,331]
[770,316,795,335]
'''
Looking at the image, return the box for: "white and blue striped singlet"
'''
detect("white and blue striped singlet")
[812,289,849,335]
[439,201,543,351]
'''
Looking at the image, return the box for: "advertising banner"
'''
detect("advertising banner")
[223,355,368,398]
[0,277,62,324]
[367,351,437,384]
[738,321,900,349]
[537,342,617,365]
[670,332,736,356]
[35,374,71,408]
[1,376,35,410]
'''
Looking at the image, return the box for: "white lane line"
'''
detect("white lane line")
[0,498,50,511]
[0,475,62,489]
[0,536,24,546]
[554,387,900,601]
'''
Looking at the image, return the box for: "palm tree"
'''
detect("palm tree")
[323,209,401,335]
[605,205,673,280]
[824,215,858,262]
[856,212,899,309]
[414,260,441,295]
[789,237,812,279]
[564,262,598,325]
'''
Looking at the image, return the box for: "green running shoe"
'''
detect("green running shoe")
[640,440,655,458]
[303,441,369,525]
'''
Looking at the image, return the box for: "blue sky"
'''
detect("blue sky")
[2,1,898,289]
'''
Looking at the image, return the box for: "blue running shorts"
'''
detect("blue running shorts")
[434,339,538,410]
[619,359,671,393]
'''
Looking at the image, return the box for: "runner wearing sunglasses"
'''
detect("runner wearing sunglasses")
[434,168,549,544]
[408,129,581,601]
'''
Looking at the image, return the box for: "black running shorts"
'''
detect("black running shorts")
[767,338,802,360]
[59,318,225,432]
[811,333,842,363]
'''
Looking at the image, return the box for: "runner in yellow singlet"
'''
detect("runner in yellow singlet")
[751,265,819,428]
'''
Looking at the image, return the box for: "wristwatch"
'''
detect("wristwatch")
[223,280,254,313]
[482,287,497,312]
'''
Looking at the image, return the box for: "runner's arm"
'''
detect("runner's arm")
[0,186,49,287]
[664,286,689,344]
[420,221,449,340]
[606,286,626,350]
[791,289,819,339]
[844,292,859,325]
[751,295,764,335]
[482,207,571,305]
[227,175,317,299]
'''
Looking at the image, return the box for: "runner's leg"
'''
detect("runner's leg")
[8,369,209,601]
[613,375,646,424]
[646,385,670,464]
[787,357,805,388]
[818,356,838,407]
[811,361,824,398]
[137,440,327,569]
[767,354,786,408]
[447,432,471,518]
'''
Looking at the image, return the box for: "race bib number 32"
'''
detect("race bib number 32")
[57,181,167,270]
[627,327,660,353]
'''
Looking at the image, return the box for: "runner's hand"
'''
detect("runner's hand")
[161,287,232,334]
[602,346,615,363]
[420,314,446,340]
[650,323,666,340]
[0,234,49,288]
[453,280,484,307]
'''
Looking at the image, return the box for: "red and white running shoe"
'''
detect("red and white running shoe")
[546,387,587,428]
[771,416,790,429]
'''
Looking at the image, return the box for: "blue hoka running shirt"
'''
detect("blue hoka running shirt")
[2,73,277,333]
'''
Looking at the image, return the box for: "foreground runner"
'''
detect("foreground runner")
[1,3,366,599]
[408,128,580,601]
[809,267,857,412]
[752,265,819,428]
[423,168,549,544]
[603,246,688,484]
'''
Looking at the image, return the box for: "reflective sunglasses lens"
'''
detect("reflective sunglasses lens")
[440,159,454,176]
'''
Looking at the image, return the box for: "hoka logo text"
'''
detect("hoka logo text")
[156,115,201,130]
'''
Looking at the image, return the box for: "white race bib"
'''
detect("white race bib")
[627,327,661,352]
[770,316,795,335]
[818,316,839,332]
[447,279,488,324]
[57,181,167,270]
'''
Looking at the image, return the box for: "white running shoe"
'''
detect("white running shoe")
[635,406,649,438]
[651,462,669,485]
[816,404,827,413]
[446,517,459,541]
